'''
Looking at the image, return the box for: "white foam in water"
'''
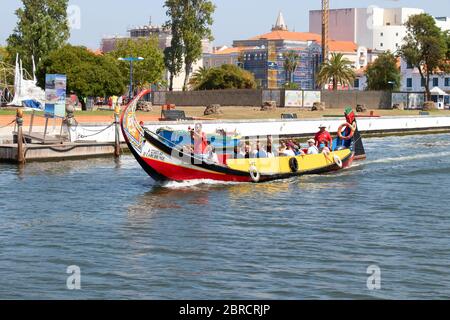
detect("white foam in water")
[161,179,242,189]
[364,151,450,165]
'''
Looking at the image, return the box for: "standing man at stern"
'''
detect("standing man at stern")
[315,124,333,152]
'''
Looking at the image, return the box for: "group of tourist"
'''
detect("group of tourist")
[231,124,334,159]
[187,123,335,164]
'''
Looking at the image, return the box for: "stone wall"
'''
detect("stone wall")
[153,89,395,109]
[156,89,263,106]
[321,91,392,109]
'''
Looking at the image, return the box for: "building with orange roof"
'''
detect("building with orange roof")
[205,12,374,90]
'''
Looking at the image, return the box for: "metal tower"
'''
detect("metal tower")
[321,0,330,63]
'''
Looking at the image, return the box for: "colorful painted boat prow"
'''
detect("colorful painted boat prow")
[121,90,366,183]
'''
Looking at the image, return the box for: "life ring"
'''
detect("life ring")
[289,157,299,173]
[249,166,260,183]
[334,155,343,168]
[337,123,355,141]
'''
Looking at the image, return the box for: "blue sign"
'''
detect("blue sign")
[267,61,278,70]
[45,74,67,118]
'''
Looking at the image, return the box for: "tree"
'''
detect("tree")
[7,0,70,71]
[283,51,300,85]
[399,13,447,100]
[188,66,209,89]
[445,30,450,63]
[37,45,126,110]
[0,47,8,62]
[109,37,165,90]
[365,51,401,91]
[283,82,300,90]
[164,0,215,91]
[194,64,256,90]
[317,52,355,90]
[163,1,183,91]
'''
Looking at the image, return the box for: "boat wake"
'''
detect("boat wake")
[364,151,450,165]
[160,179,242,189]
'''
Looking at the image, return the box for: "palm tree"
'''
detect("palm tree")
[188,66,210,90]
[283,51,300,84]
[317,53,355,90]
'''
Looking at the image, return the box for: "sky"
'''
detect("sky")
[1,0,449,49]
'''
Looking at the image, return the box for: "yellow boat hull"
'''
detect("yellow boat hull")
[226,149,353,175]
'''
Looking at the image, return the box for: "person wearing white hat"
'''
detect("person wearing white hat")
[307,139,319,155]
[314,124,333,151]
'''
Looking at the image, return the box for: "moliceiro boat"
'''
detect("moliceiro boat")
[121,90,366,183]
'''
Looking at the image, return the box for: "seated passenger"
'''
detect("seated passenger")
[307,139,319,155]
[255,142,268,158]
[233,145,245,159]
[207,146,219,164]
[266,144,275,158]
[321,145,331,154]
[283,145,296,157]
[243,144,251,159]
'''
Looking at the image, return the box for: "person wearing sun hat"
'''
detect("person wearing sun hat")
[314,123,333,151]
[307,139,319,155]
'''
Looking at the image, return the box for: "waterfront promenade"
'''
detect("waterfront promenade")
[1,107,450,127]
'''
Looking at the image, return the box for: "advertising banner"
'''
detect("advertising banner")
[408,93,425,109]
[45,74,67,118]
[284,90,303,107]
[392,92,408,108]
[303,91,321,107]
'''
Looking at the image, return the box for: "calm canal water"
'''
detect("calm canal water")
[1,133,450,299]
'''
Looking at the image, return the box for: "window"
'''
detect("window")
[380,32,384,36]
[396,33,399,37]
[433,78,439,87]
[407,78,412,88]
[421,78,426,87]
[407,62,413,69]
[445,78,450,87]
[380,43,383,47]
[354,78,360,88]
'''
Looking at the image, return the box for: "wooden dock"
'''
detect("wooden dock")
[0,142,128,163]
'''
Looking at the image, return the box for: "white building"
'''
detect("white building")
[203,46,244,69]
[310,7,448,53]
[435,17,450,32]
[354,57,450,105]
[400,59,450,94]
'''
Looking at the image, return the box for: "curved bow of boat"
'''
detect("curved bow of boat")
[120,90,169,181]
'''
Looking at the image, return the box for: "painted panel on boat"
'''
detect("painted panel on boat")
[226,149,351,174]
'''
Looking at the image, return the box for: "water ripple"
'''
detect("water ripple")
[1,133,450,299]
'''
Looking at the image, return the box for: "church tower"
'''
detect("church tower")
[272,11,288,31]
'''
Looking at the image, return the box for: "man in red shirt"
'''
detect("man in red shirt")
[192,123,208,157]
[315,124,333,151]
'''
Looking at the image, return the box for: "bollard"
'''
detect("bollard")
[16,108,25,164]
[114,105,121,158]
[65,104,75,142]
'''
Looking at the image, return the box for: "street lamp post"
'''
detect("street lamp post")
[388,81,395,91]
[118,56,144,100]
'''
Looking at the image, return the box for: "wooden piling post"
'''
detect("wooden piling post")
[16,108,25,164]
[114,105,121,158]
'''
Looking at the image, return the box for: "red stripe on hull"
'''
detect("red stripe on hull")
[343,155,354,168]
[143,158,251,182]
